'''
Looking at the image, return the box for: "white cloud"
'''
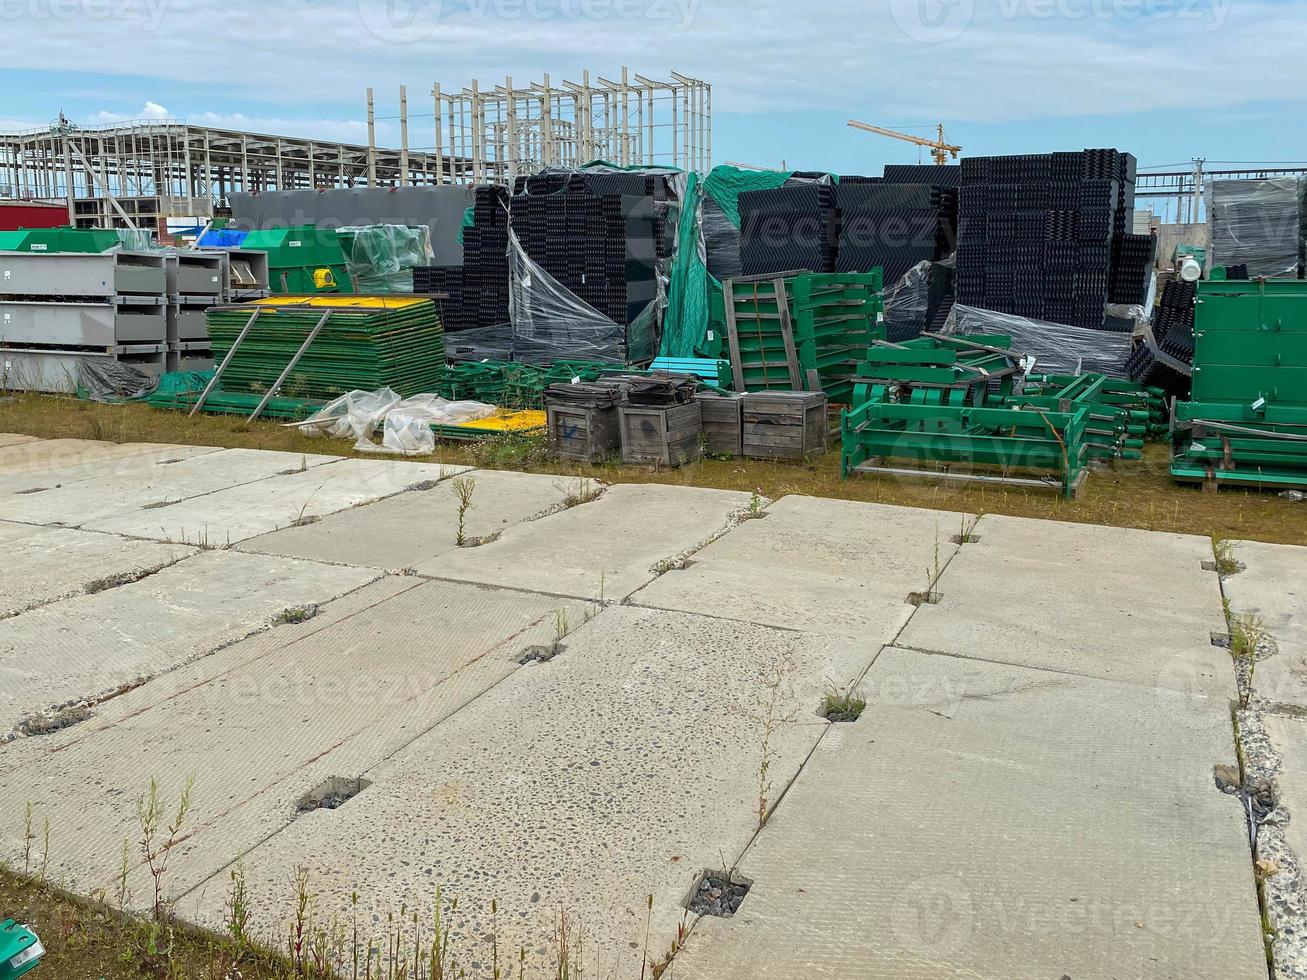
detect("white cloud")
[0,0,1302,132]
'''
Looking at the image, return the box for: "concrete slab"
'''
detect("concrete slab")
[675,646,1267,980]
[0,577,593,901]
[182,606,873,970]
[87,458,472,545]
[0,441,219,496]
[0,521,196,618]
[0,448,341,527]
[897,514,1233,696]
[416,483,754,600]
[1227,541,1307,713]
[633,496,969,640]
[240,469,572,569]
[0,549,378,730]
[0,434,38,448]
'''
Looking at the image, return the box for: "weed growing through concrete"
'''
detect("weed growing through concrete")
[226,864,251,951]
[1231,611,1271,710]
[746,489,765,519]
[137,775,194,923]
[753,651,800,830]
[556,476,602,508]
[1213,535,1245,577]
[115,837,131,911]
[820,684,867,723]
[451,475,477,547]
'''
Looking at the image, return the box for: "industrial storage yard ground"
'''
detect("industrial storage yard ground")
[0,407,1305,978]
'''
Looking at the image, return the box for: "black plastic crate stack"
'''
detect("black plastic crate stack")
[955,148,1139,328]
[883,164,962,188]
[411,265,473,332]
[1109,233,1155,305]
[833,181,956,284]
[413,185,511,331]
[1124,278,1195,397]
[509,172,660,325]
[738,184,838,276]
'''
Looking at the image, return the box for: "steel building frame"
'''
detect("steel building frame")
[388,67,712,184]
[0,117,457,232]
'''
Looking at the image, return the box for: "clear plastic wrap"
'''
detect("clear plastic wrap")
[882,261,931,341]
[1207,177,1302,278]
[337,224,434,294]
[114,229,160,252]
[299,387,495,455]
[941,304,1132,377]
[1104,271,1158,332]
[507,227,658,364]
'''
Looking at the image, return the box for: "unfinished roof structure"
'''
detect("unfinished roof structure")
[0,117,455,232]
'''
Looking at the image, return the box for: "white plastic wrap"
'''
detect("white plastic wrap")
[1207,177,1303,278]
[507,226,659,363]
[941,304,1131,377]
[299,388,496,455]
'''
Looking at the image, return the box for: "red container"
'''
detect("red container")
[0,200,68,232]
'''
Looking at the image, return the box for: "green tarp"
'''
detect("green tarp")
[660,165,796,359]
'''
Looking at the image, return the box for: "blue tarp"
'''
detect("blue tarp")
[197,228,249,248]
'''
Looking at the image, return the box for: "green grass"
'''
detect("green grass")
[2,391,1306,546]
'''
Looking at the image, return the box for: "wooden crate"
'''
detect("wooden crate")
[695,392,744,456]
[741,391,828,460]
[546,403,621,462]
[619,402,703,467]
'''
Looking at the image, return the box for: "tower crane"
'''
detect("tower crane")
[846,119,961,165]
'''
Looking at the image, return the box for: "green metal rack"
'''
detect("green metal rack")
[1172,279,1307,490]
[839,335,1137,498]
[204,296,444,405]
[722,271,884,403]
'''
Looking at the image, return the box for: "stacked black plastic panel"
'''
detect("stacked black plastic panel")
[508,171,662,325]
[412,265,469,332]
[1125,278,1195,397]
[883,164,962,188]
[411,184,510,331]
[1109,233,1156,305]
[833,181,957,285]
[737,184,839,276]
[955,149,1139,328]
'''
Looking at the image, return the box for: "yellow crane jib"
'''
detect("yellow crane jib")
[847,119,962,165]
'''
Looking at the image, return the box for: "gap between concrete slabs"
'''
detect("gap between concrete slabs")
[172,604,878,975]
[0,550,381,734]
[0,575,598,907]
[672,645,1267,980]
[0,447,344,529]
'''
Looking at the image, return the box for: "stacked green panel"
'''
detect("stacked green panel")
[205,297,444,401]
[1171,279,1307,489]
[726,272,885,401]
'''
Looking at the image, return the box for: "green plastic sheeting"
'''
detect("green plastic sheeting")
[661,165,795,360]
[337,224,432,293]
[700,164,794,228]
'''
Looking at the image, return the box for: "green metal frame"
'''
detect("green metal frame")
[1171,279,1307,489]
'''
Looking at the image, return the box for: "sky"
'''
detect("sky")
[1,0,1304,191]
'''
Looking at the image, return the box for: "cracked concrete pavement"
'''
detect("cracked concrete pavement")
[0,435,1280,978]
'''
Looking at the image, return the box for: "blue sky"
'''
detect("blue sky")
[2,0,1303,197]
